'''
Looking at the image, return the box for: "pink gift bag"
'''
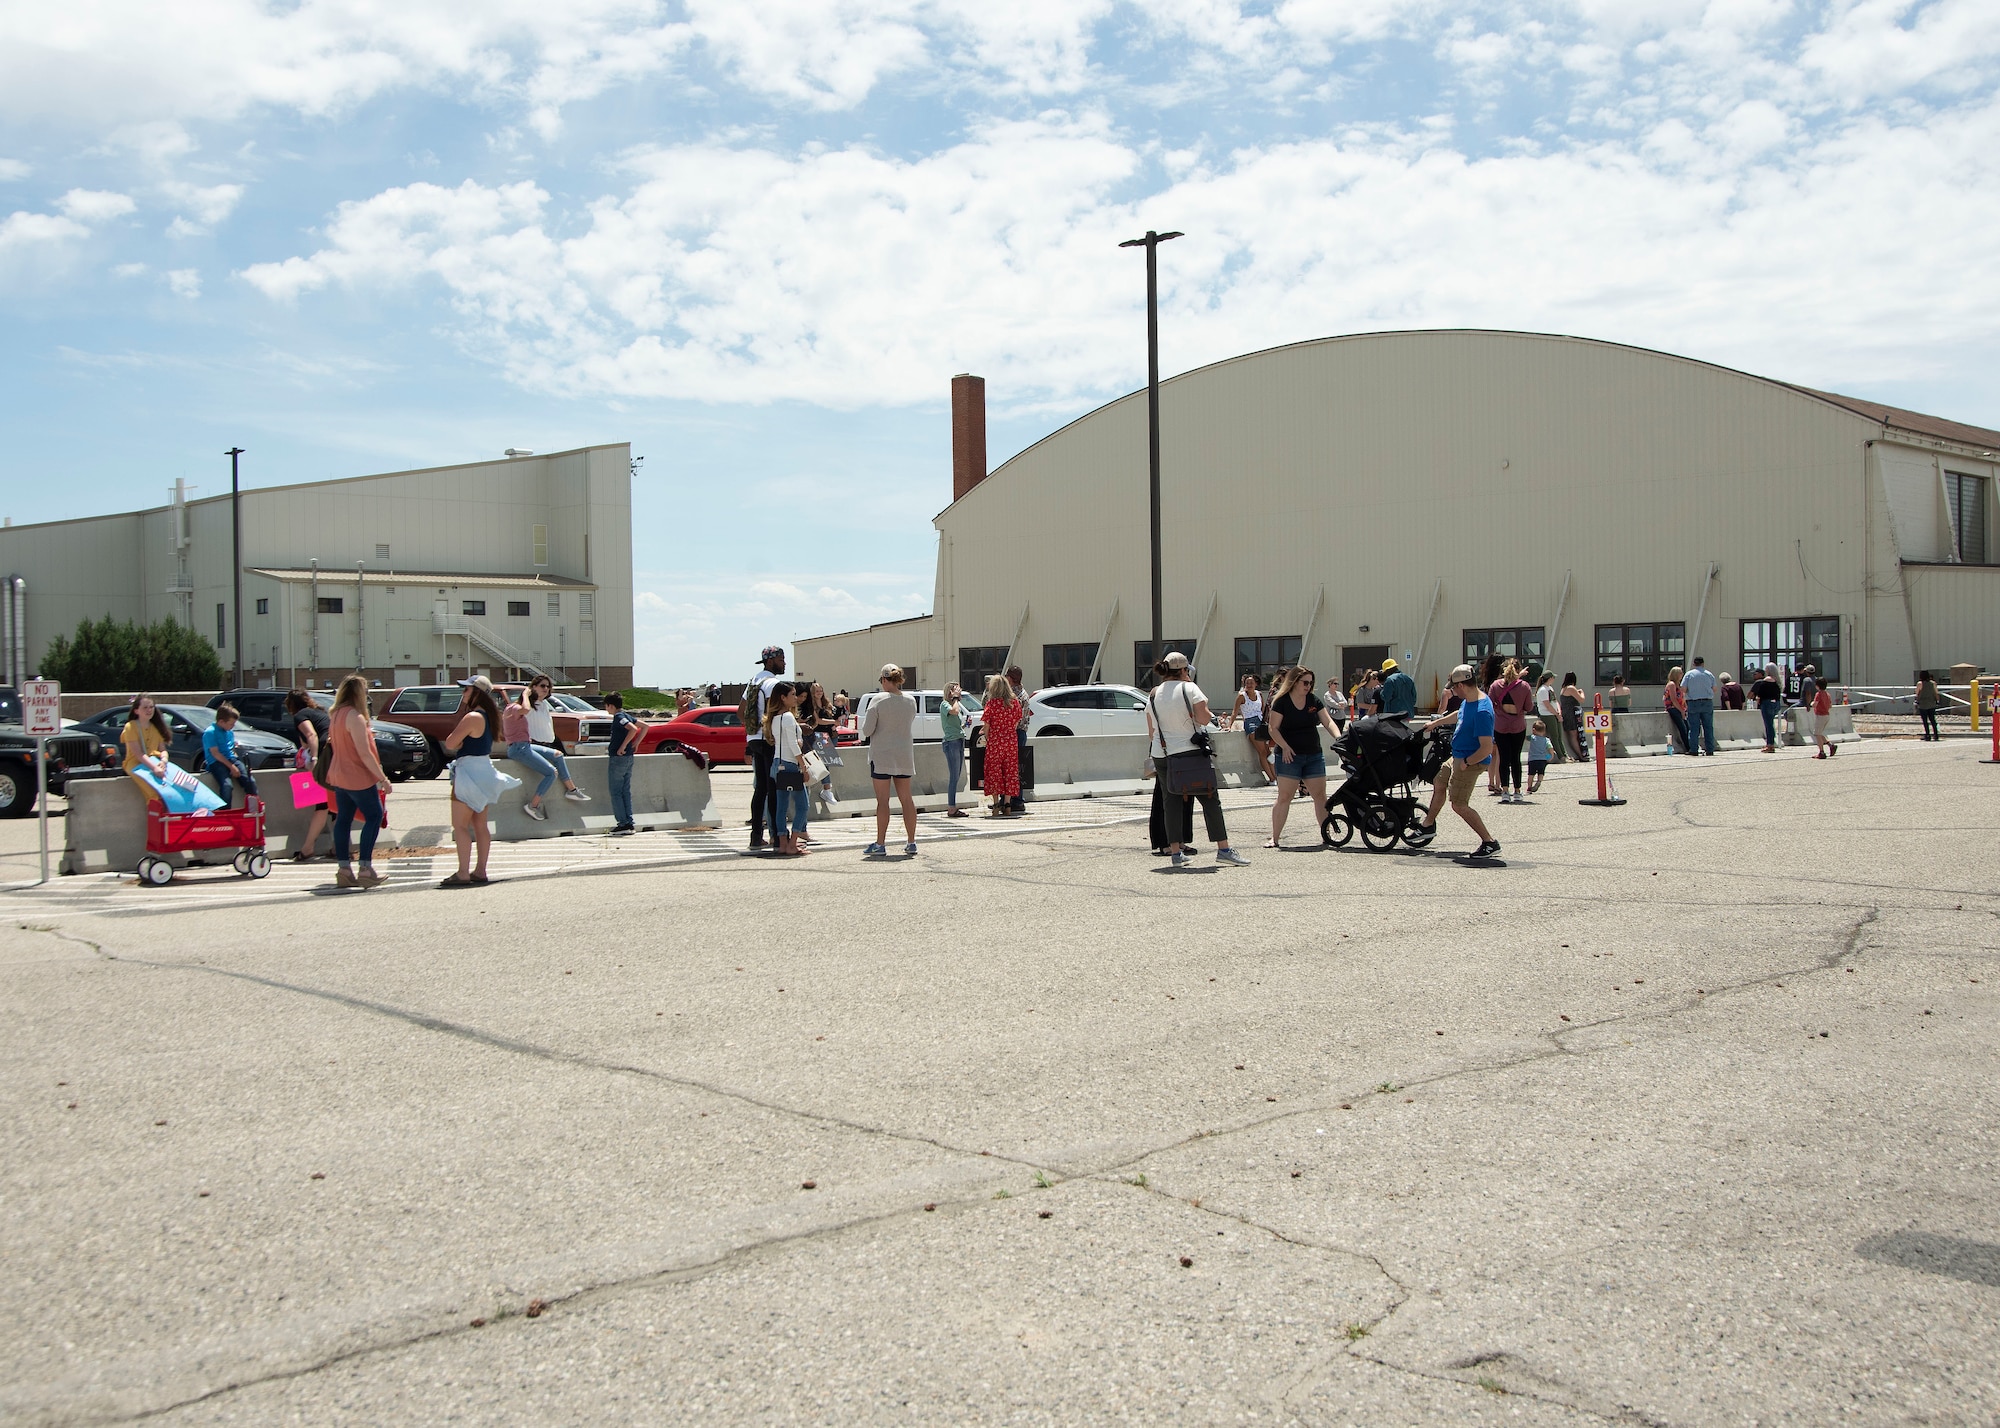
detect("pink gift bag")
[290,770,328,809]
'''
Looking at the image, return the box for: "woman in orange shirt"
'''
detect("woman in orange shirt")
[327,674,389,889]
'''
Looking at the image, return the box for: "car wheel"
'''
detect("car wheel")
[418,740,447,779]
[1037,726,1073,737]
[0,763,32,818]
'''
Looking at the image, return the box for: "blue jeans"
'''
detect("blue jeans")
[508,741,570,799]
[608,754,634,827]
[769,761,808,838]
[333,785,382,865]
[1759,699,1779,747]
[208,761,257,807]
[1686,698,1717,755]
[1666,707,1690,752]
[942,738,964,808]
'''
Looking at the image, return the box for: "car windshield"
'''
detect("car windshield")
[0,691,21,724]
[166,706,217,729]
[551,694,595,711]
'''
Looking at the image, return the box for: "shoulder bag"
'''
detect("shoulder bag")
[1151,684,1218,798]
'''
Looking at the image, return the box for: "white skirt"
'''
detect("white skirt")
[452,756,521,813]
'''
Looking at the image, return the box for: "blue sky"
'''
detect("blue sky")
[4,1,1998,684]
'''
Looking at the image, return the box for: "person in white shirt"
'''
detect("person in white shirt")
[1535,673,1566,762]
[1144,651,1248,869]
[764,683,810,856]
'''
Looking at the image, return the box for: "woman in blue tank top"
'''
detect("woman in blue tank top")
[440,678,518,888]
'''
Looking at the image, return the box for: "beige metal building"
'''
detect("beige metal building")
[0,445,635,691]
[797,331,2000,705]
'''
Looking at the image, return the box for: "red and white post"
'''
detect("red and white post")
[1578,693,1627,807]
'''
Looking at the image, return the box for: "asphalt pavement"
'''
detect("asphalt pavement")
[3,738,1995,1425]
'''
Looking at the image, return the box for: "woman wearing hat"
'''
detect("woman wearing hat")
[860,664,920,857]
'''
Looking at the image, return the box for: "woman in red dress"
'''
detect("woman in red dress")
[979,674,1021,815]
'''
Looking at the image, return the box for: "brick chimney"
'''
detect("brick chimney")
[951,373,987,502]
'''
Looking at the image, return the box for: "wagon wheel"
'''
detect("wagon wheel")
[140,857,174,886]
[246,852,271,879]
[232,851,251,875]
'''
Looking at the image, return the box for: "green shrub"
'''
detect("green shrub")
[40,614,224,692]
[611,687,677,714]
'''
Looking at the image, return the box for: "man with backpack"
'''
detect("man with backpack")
[742,645,787,849]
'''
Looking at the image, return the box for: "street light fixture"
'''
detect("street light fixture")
[226,447,245,689]
[1118,229,1182,657]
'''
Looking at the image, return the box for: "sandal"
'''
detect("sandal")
[470,873,491,885]
[438,874,474,888]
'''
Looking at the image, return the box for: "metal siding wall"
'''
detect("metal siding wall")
[1879,449,1943,562]
[932,332,1899,699]
[1906,567,2000,675]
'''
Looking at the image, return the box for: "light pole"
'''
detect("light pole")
[226,447,245,689]
[1118,229,1181,659]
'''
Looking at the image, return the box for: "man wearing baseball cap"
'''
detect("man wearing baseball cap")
[744,644,786,849]
[1378,657,1416,717]
[1414,664,1501,858]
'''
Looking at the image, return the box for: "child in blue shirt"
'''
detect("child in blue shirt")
[1527,719,1552,794]
[202,703,258,808]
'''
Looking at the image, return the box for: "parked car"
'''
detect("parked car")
[208,688,438,781]
[491,685,612,748]
[70,704,297,780]
[635,706,746,764]
[0,686,117,818]
[850,689,985,742]
[1024,684,1152,738]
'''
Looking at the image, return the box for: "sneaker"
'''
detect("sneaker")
[523,803,547,821]
[1469,840,1501,859]
[1815,751,1826,760]
[1170,851,1187,869]
[564,788,590,802]
[1828,743,1839,756]
[863,843,887,858]
[611,824,635,836]
[904,842,918,857]
[822,789,839,807]
[1216,847,1250,866]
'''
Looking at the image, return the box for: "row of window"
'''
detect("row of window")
[298,595,570,617]
[955,616,1845,693]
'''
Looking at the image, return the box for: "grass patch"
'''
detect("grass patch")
[1343,1323,1370,1341]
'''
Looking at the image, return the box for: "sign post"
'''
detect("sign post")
[1577,694,1625,807]
[1986,684,2000,765]
[23,679,60,883]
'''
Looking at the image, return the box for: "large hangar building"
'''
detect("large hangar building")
[0,445,635,692]
[798,330,2000,705]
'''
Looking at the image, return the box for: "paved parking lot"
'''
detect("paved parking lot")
[4,739,1996,1424]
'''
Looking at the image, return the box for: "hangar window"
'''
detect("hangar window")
[1134,639,1199,688]
[507,601,531,617]
[255,598,269,615]
[1043,643,1100,688]
[1946,472,1988,564]
[1740,619,1839,685]
[1462,627,1546,676]
[959,646,1010,693]
[317,597,344,614]
[1595,623,1684,686]
[532,524,548,566]
[462,600,486,616]
[1235,636,1302,690]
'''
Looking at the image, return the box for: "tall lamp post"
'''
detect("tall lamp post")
[226,447,245,689]
[1117,229,1182,660]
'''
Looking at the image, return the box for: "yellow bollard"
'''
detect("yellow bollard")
[1974,678,1983,733]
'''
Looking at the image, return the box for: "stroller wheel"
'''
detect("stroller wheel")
[1359,820,1401,852]
[1321,813,1352,847]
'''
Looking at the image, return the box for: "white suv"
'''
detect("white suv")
[1027,684,1152,738]
[852,689,985,742]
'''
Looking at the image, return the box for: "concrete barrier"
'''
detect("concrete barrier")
[1212,730,1270,789]
[1021,734,1152,799]
[485,752,718,840]
[60,771,341,875]
[812,743,966,818]
[1605,706,1856,756]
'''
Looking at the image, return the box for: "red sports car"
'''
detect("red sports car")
[636,706,748,764]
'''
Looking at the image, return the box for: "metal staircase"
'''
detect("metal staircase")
[432,612,547,679]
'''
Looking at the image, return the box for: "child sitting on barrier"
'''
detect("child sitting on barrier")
[202,703,258,809]
[1527,719,1552,795]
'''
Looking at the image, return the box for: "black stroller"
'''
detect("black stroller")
[1320,714,1449,851]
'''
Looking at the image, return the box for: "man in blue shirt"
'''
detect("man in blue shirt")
[201,703,257,809]
[1415,664,1500,858]
[605,692,639,834]
[1680,655,1719,756]
[1377,658,1417,717]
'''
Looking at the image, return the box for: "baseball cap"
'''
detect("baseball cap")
[457,674,495,692]
[1380,657,1399,672]
[1161,650,1191,670]
[879,663,904,680]
[760,644,784,662]
[1448,664,1475,685]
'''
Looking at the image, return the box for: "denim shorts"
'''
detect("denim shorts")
[1274,750,1326,781]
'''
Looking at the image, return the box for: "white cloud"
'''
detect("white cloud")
[237,88,2000,408]
[56,188,136,222]
[166,267,201,297]
[161,180,245,227]
[0,158,28,180]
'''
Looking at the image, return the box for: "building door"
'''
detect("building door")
[1339,644,1391,696]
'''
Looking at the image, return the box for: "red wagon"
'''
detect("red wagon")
[137,797,272,886]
